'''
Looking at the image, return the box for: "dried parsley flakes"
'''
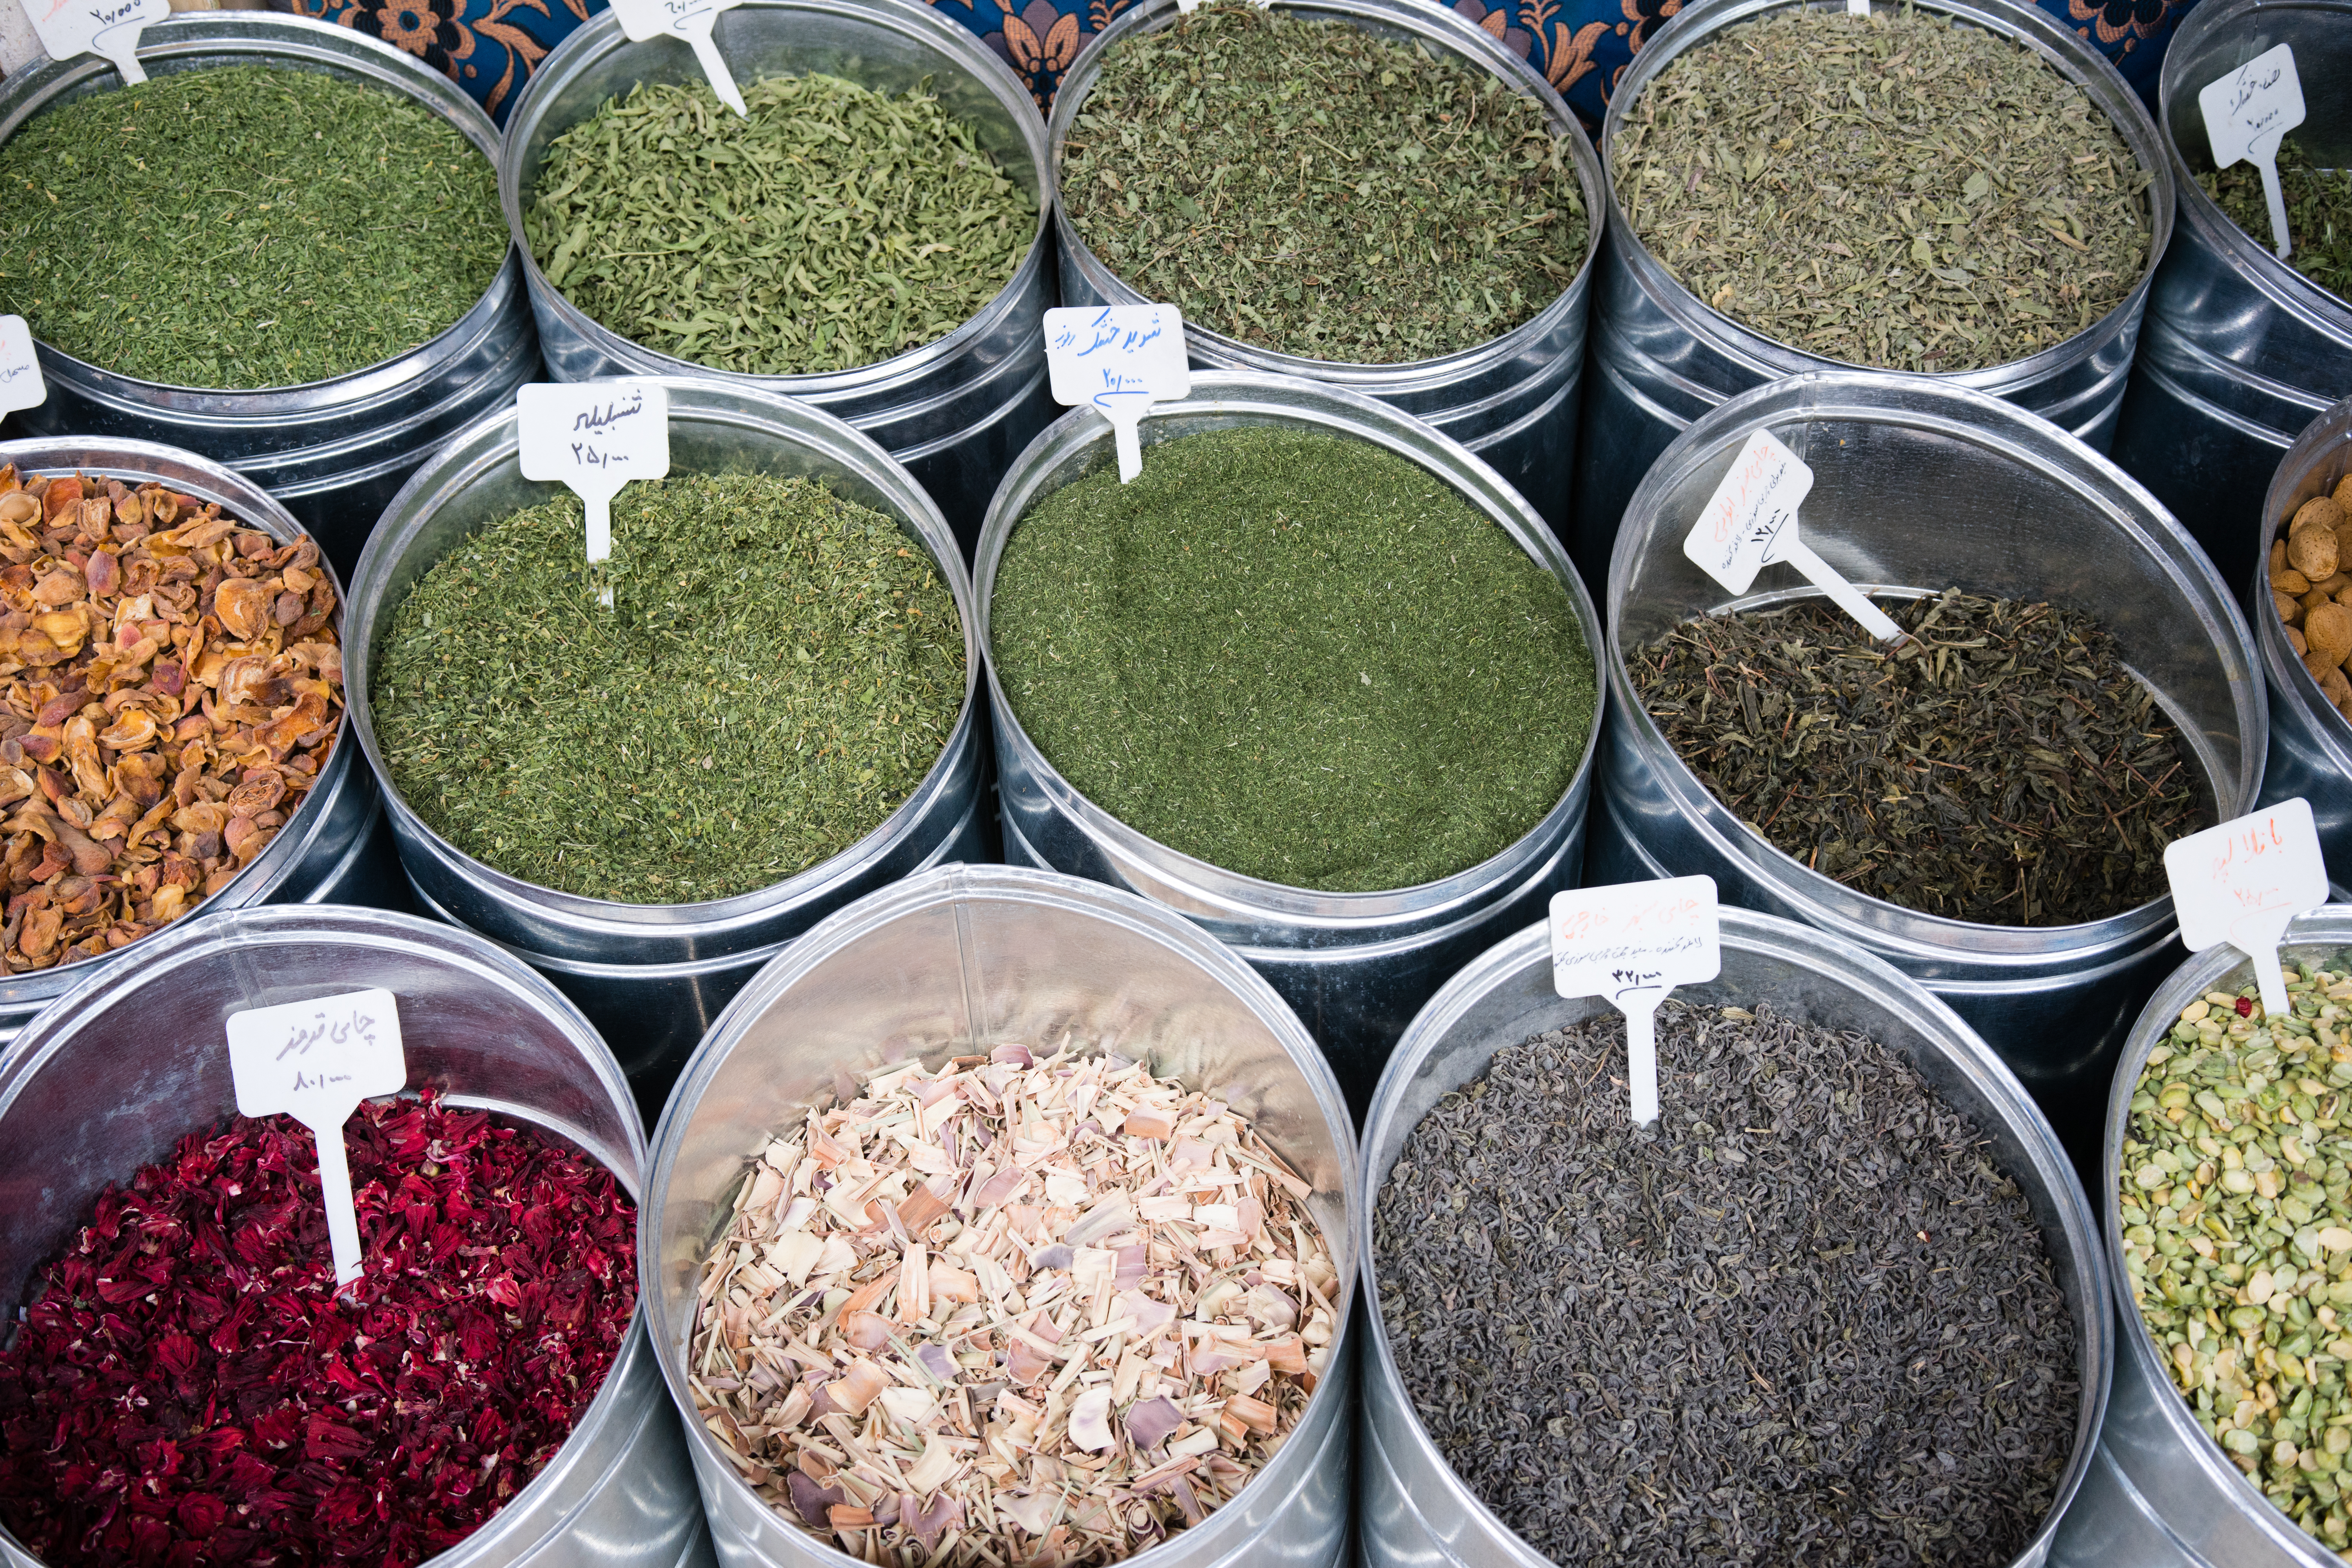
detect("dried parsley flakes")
[372,473,965,904]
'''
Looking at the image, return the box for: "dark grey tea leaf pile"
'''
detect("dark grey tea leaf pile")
[1375,1002,2078,1567]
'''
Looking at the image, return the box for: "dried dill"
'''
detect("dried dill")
[1374,1001,2080,1567]
[989,426,1594,892]
[1627,589,2212,926]
[371,473,965,904]
[2201,137,2352,305]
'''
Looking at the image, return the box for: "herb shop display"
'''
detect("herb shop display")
[2205,140,2352,307]
[2270,481,2352,726]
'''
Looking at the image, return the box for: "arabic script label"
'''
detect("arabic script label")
[2166,798,2328,958]
[228,988,408,1126]
[1550,876,1723,1006]
[2200,43,2306,171]
[1045,304,1190,415]
[1684,428,1813,596]
[0,315,44,416]
[516,379,672,566]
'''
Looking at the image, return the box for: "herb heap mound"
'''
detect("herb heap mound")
[2204,140,2352,305]
[0,65,506,390]
[370,472,964,905]
[692,1042,1339,1566]
[0,1090,638,1568]
[1376,1002,2081,1566]
[1060,3,1585,365]
[2268,482,2352,725]
[0,464,343,972]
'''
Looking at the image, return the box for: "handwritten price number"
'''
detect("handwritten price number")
[2198,44,2305,258]
[516,380,671,581]
[1684,428,1813,596]
[0,317,44,417]
[22,0,170,83]
[2164,798,2329,1022]
[1550,877,1722,1128]
[1044,305,1191,484]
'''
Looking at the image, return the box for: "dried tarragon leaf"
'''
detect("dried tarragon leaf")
[689,1041,1339,1566]
[0,466,342,972]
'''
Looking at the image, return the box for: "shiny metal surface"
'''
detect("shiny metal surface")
[1044,0,1603,536]
[0,905,702,1568]
[2045,907,2352,1568]
[2253,397,2352,889]
[1573,0,2173,589]
[644,863,1357,1568]
[2105,0,2352,574]
[1357,906,2111,1568]
[499,0,1053,554]
[0,13,539,578]
[975,371,1606,1110]
[1588,372,2264,1163]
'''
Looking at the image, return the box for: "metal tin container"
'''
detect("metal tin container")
[1573,0,2174,589]
[643,862,1357,1568]
[975,371,1606,1111]
[2045,907,2352,1568]
[1357,906,2111,1568]
[2254,397,2352,890]
[2105,0,2352,576]
[1045,0,1604,537]
[0,13,540,579]
[1588,371,2265,1164]
[345,377,987,1107]
[0,436,383,1043]
[0,904,710,1568]
[499,0,1054,555]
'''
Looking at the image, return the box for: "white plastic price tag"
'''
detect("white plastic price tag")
[2200,44,2306,260]
[1683,426,1906,644]
[1550,876,1722,1127]
[517,380,670,605]
[227,989,408,1286]
[1044,305,1189,484]
[1846,0,1869,16]
[19,0,167,83]
[2164,798,2329,1022]
[606,0,746,115]
[0,316,44,416]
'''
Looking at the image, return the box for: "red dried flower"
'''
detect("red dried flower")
[2238,996,2256,1017]
[0,1090,637,1567]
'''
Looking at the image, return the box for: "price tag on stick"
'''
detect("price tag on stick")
[0,316,45,417]
[606,0,746,115]
[1550,876,1722,1127]
[19,0,169,84]
[2165,798,2330,1022]
[517,380,670,606]
[2200,44,2305,260]
[1044,305,1190,484]
[227,989,408,1287]
[1684,427,1907,644]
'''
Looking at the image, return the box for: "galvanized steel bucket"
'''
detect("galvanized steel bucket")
[1045,0,1604,538]
[2254,397,2352,894]
[2045,907,2352,1568]
[2106,0,2352,576]
[1574,0,2174,589]
[1358,905,2111,1568]
[975,371,1607,1111]
[0,904,711,1568]
[643,862,1358,1568]
[1590,371,2265,1165]
[345,377,989,1109]
[499,0,1054,556]
[0,13,541,579]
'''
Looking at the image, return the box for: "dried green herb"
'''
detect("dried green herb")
[991,426,1594,892]
[0,65,505,390]
[1060,3,1586,364]
[371,473,965,904]
[526,75,1034,376]
[2202,137,2352,305]
[1628,589,2213,926]
[1615,5,2151,373]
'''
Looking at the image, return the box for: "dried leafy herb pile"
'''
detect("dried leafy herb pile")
[1060,2,1586,363]
[1376,1002,2080,1566]
[991,426,1594,892]
[0,65,506,389]
[1614,5,2151,372]
[372,472,964,904]
[2120,958,2352,1555]
[693,1041,1338,1566]
[0,465,343,973]
[2269,479,2352,726]
[0,1091,638,1568]
[1628,589,2212,925]
[526,75,1034,376]
[2203,138,2352,304]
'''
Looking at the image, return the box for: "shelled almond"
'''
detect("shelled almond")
[2272,477,2352,723]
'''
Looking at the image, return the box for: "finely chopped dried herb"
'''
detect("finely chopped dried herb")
[1614,5,2151,373]
[1059,3,1586,364]
[371,472,964,904]
[1376,1002,2079,1568]
[525,76,1034,376]
[989,426,1593,891]
[1628,590,2212,926]
[2203,138,2352,305]
[0,65,506,390]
